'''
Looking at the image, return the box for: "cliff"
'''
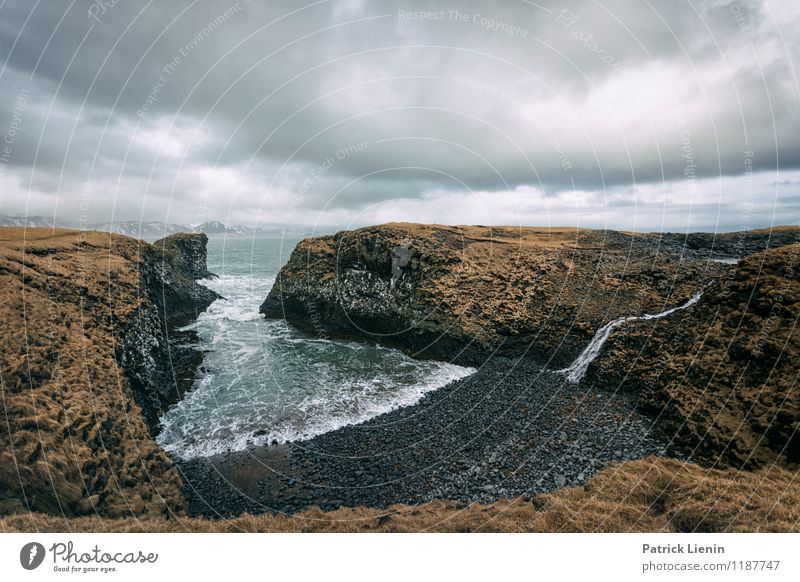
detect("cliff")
[2,223,799,532]
[262,223,800,471]
[260,223,727,365]
[121,232,219,430]
[153,232,216,283]
[0,228,217,518]
[589,242,800,470]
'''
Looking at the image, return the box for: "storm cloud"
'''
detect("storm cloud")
[0,0,798,231]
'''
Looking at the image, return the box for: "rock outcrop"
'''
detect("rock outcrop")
[638,227,800,260]
[153,232,216,283]
[0,228,217,518]
[260,223,726,365]
[4,222,797,531]
[121,233,219,430]
[262,223,800,472]
[589,242,800,470]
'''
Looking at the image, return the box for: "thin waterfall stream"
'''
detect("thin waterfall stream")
[559,290,705,383]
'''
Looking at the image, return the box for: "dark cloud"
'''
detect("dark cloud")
[0,0,797,230]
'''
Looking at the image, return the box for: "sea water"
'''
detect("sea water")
[157,235,474,459]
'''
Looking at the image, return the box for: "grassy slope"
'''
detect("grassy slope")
[0,228,183,517]
[2,226,798,532]
[591,244,800,470]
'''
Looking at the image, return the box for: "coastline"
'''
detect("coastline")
[1,224,799,532]
[5,456,799,532]
[260,224,734,367]
[176,356,685,517]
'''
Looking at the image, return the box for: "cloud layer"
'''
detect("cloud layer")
[0,0,798,231]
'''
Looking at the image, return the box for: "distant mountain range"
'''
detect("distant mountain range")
[193,221,255,236]
[0,214,64,228]
[0,215,314,238]
[94,221,192,237]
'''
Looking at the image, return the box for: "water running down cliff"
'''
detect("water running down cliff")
[558,290,705,383]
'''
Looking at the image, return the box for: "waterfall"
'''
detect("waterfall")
[559,290,704,384]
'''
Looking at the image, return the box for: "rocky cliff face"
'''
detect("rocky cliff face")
[117,232,219,432]
[589,242,800,470]
[0,228,217,518]
[153,232,216,282]
[260,223,725,365]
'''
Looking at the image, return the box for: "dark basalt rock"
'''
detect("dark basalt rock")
[176,356,686,518]
[117,233,220,434]
[648,229,800,259]
[588,242,800,470]
[260,223,737,367]
[154,232,217,281]
[175,225,800,521]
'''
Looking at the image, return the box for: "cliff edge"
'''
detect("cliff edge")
[0,228,217,518]
[262,223,799,471]
[589,242,800,470]
[260,223,725,365]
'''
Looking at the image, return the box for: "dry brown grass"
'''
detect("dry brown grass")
[3,226,798,533]
[0,227,184,518]
[594,244,800,470]
[2,457,797,532]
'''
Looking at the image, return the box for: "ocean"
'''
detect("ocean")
[156,235,475,459]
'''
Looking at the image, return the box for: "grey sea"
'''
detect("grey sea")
[156,235,474,459]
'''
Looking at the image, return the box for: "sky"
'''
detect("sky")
[0,0,798,232]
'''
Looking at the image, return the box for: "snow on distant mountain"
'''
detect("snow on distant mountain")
[0,215,66,228]
[194,221,230,235]
[0,214,317,238]
[194,221,317,237]
[92,221,194,237]
[194,222,260,236]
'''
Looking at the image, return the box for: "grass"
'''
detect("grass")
[2,457,798,532]
[0,228,184,518]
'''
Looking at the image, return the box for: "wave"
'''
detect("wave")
[159,268,476,459]
[158,357,474,459]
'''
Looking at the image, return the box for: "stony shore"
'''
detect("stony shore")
[5,457,799,532]
[177,357,684,517]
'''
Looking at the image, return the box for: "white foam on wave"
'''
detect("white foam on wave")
[180,275,274,332]
[158,358,474,459]
[275,361,474,439]
[159,269,477,460]
[204,274,274,322]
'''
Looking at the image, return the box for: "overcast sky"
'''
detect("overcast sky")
[0,0,798,231]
